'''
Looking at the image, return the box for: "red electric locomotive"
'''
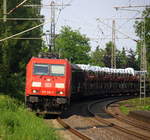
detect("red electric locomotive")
[25,57,142,114]
[25,57,71,114]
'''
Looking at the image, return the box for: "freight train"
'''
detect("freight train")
[25,57,140,114]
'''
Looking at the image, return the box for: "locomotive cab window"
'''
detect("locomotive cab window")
[34,64,49,75]
[51,64,65,76]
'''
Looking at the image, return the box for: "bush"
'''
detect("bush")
[0,72,25,101]
[143,105,150,110]
[0,95,59,140]
[119,97,150,115]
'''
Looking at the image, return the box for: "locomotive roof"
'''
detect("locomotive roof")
[71,64,135,75]
[29,57,69,63]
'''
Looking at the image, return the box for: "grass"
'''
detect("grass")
[0,94,59,140]
[119,97,150,115]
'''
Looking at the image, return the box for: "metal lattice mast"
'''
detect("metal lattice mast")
[111,20,116,68]
[140,18,147,104]
[50,1,56,52]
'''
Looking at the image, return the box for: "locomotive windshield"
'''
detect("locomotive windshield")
[33,64,65,76]
[51,64,65,76]
[34,64,49,75]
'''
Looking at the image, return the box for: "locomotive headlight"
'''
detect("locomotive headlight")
[32,90,39,93]
[59,91,64,95]
[56,91,64,95]
[32,82,41,87]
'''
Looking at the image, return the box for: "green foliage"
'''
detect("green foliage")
[0,0,44,95]
[90,41,139,69]
[126,49,139,70]
[116,47,127,68]
[119,106,129,115]
[143,105,150,110]
[90,46,105,66]
[103,41,112,67]
[55,26,91,64]
[134,8,150,72]
[119,97,150,115]
[0,95,59,140]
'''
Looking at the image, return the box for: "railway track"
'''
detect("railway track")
[88,99,150,140]
[106,103,150,132]
[57,117,92,140]
[57,97,127,140]
[56,97,142,140]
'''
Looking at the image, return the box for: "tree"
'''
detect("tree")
[0,0,43,94]
[103,41,112,67]
[134,8,150,72]
[90,46,105,66]
[126,49,139,70]
[55,26,91,64]
[116,47,127,68]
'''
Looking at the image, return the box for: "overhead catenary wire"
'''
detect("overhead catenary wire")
[116,9,143,12]
[55,8,63,25]
[0,18,44,21]
[114,5,150,10]
[7,0,28,15]
[0,17,144,21]
[117,12,140,30]
[55,0,74,25]
[96,18,138,42]
[94,23,105,47]
[12,38,42,40]
[90,37,130,40]
[0,20,51,42]
[96,17,144,20]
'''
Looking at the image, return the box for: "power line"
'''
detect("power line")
[0,20,51,42]
[55,0,74,25]
[23,4,70,7]
[98,17,144,20]
[7,0,28,15]
[12,38,42,40]
[0,18,44,21]
[90,37,130,40]
[96,18,138,42]
[19,0,70,52]
[114,5,150,10]
[0,17,144,21]
[117,9,143,13]
[119,13,140,29]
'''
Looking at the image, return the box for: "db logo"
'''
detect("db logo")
[45,83,51,87]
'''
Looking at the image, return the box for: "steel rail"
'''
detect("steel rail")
[57,117,92,140]
[0,18,44,21]
[88,98,150,140]
[105,104,150,132]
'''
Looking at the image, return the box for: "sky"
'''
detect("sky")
[41,0,150,51]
